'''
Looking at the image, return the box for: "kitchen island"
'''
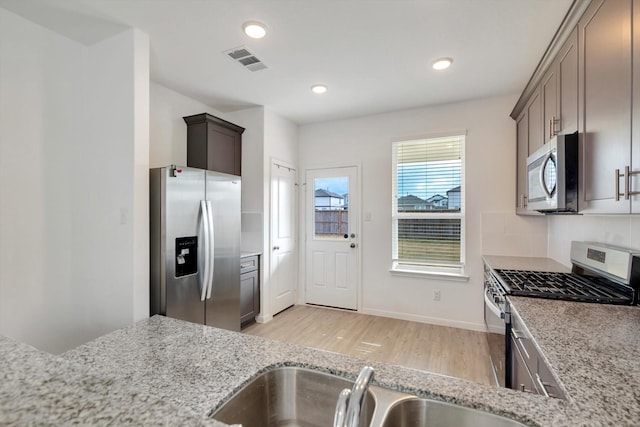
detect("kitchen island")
[1,308,638,426]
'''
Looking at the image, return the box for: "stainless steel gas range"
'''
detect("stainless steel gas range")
[483,241,640,396]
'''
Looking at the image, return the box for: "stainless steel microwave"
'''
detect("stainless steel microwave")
[526,132,578,213]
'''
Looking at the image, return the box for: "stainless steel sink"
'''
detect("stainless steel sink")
[211,366,528,427]
[380,398,528,427]
[210,367,375,427]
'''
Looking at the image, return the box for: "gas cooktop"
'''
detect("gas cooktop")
[491,242,640,306]
[493,269,633,304]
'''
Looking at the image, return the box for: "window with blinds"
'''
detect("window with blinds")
[391,134,465,275]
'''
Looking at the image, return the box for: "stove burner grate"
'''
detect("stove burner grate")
[493,269,632,304]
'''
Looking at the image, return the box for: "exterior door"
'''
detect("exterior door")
[270,162,297,315]
[305,166,359,310]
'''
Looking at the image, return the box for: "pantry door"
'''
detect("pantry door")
[270,161,298,316]
[305,166,360,310]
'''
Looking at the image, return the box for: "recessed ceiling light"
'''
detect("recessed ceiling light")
[432,57,453,70]
[311,84,328,94]
[243,21,267,39]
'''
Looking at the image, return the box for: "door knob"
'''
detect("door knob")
[273,246,280,251]
[350,243,356,248]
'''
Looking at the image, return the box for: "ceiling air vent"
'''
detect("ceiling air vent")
[224,46,268,72]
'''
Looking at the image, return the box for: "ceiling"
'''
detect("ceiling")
[0,0,574,125]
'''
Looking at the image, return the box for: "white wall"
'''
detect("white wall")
[149,82,219,168]
[0,7,83,352]
[226,106,266,253]
[0,8,149,353]
[298,94,547,330]
[132,31,150,321]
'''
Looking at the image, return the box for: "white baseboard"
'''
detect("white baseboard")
[255,314,273,324]
[361,308,487,332]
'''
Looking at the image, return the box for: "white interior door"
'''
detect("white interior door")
[270,162,297,315]
[305,166,359,310]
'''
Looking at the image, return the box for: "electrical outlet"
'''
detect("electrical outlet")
[433,289,441,301]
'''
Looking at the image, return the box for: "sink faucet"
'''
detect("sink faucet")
[334,366,375,427]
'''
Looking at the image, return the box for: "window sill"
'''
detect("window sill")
[389,264,469,282]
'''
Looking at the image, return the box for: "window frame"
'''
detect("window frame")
[390,133,467,279]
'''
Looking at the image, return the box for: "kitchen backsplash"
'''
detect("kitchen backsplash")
[241,211,263,253]
[481,212,548,257]
[548,215,640,267]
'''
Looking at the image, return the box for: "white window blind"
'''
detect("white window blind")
[392,134,465,274]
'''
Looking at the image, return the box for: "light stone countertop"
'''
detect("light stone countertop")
[2,252,639,426]
[508,297,640,426]
[483,255,640,426]
[60,316,569,426]
[240,251,261,258]
[0,333,225,426]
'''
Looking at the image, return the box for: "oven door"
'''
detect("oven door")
[484,270,508,387]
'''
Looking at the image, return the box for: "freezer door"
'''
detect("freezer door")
[205,171,241,331]
[158,166,207,324]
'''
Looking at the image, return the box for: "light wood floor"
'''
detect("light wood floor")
[243,305,494,386]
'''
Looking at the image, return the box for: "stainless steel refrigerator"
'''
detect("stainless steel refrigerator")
[150,165,240,331]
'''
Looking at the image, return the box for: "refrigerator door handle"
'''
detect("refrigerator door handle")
[200,200,211,302]
[206,200,215,299]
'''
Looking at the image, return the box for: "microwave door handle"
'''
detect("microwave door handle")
[200,200,211,302]
[540,152,554,198]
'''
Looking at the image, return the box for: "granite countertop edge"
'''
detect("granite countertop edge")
[483,254,640,426]
[1,315,566,427]
[2,252,638,426]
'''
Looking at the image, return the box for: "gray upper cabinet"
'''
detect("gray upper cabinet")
[513,27,578,215]
[579,0,632,214]
[515,88,543,214]
[512,0,640,215]
[543,27,578,142]
[527,88,543,156]
[516,109,529,213]
[541,66,558,145]
[557,28,578,135]
[632,0,640,213]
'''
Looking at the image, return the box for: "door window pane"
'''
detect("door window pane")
[314,177,348,238]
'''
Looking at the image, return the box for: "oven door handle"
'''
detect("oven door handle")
[484,290,504,319]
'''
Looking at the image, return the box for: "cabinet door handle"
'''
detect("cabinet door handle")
[626,166,640,199]
[548,117,560,140]
[625,166,630,200]
[616,166,640,201]
[616,169,622,201]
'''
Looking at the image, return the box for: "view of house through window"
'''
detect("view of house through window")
[392,134,465,271]
[314,177,349,238]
